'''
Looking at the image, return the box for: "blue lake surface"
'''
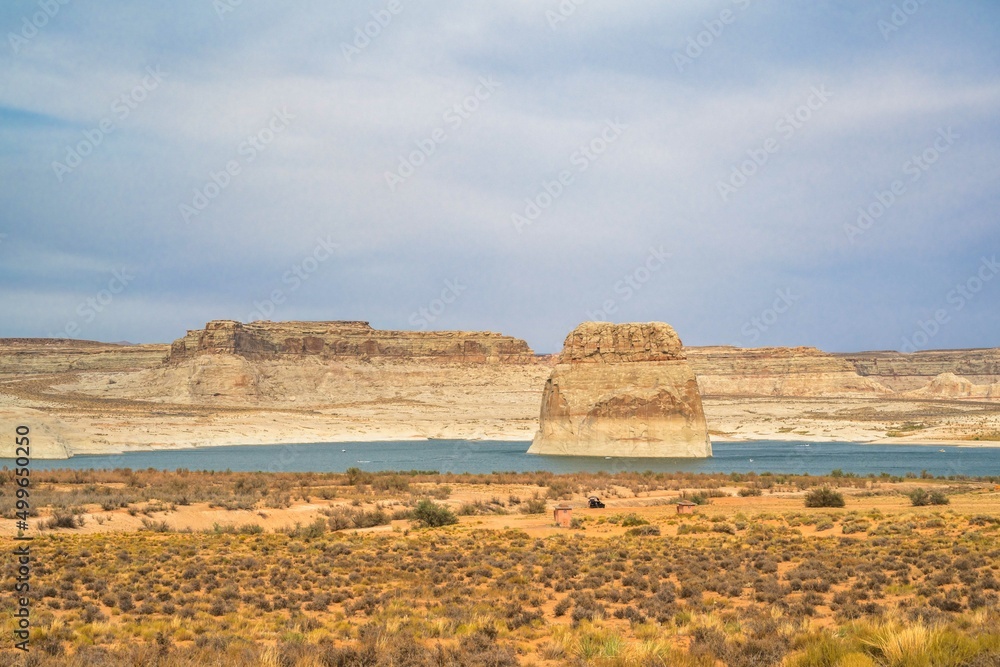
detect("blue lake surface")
[3,440,999,477]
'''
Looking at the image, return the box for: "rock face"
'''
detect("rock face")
[168,320,535,364]
[0,408,71,459]
[904,372,1000,400]
[0,339,168,375]
[837,349,1000,392]
[527,322,712,458]
[687,346,892,397]
[685,347,1000,399]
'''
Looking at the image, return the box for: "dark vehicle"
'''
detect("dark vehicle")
[587,496,605,509]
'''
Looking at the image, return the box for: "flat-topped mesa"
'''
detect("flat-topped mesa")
[168,320,536,364]
[528,322,712,458]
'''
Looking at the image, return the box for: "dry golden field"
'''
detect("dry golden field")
[2,469,1000,666]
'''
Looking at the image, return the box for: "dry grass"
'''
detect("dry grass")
[1,470,1000,665]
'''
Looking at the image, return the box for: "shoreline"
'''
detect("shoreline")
[710,435,1000,448]
[10,433,1000,461]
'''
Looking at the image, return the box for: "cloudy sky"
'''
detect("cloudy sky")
[1,1,998,353]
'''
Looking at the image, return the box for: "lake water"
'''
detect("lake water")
[4,440,1000,477]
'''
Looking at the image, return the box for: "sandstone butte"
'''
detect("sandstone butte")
[527,322,713,458]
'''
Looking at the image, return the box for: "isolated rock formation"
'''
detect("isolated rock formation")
[169,320,535,364]
[528,322,712,458]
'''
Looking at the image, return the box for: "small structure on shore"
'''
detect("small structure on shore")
[553,504,573,527]
[676,500,697,514]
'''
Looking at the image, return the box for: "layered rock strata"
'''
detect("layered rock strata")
[528,322,712,458]
[837,349,1000,392]
[169,320,536,364]
[686,346,892,397]
[0,339,168,375]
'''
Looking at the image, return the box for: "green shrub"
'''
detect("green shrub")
[324,507,390,530]
[620,514,649,527]
[40,511,84,530]
[841,520,870,535]
[689,493,711,505]
[805,487,845,508]
[140,519,171,532]
[412,500,458,527]
[909,488,949,506]
[519,495,547,515]
[928,491,949,505]
[738,487,763,497]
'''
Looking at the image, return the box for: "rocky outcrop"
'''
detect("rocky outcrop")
[168,320,536,364]
[904,373,1000,400]
[687,346,892,397]
[0,408,71,459]
[685,347,1000,399]
[528,322,712,458]
[0,339,168,375]
[837,349,1000,392]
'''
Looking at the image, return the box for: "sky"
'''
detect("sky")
[0,1,998,354]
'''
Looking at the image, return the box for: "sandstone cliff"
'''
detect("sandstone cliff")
[687,346,892,397]
[528,322,712,458]
[837,349,1000,392]
[70,321,539,407]
[0,339,168,376]
[169,320,535,364]
[685,347,1000,399]
[903,372,1000,400]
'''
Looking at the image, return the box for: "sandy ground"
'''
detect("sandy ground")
[703,396,1000,447]
[7,479,999,539]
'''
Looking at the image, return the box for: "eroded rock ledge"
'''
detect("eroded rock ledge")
[528,322,712,458]
[168,320,536,364]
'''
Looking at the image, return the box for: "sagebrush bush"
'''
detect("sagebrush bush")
[908,488,949,506]
[412,499,457,527]
[805,487,845,508]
